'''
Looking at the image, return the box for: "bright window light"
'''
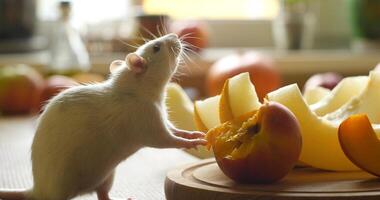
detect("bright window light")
[38,0,279,23]
[37,0,131,24]
[143,0,279,20]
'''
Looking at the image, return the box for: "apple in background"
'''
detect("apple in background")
[207,52,281,101]
[0,65,44,115]
[303,72,343,92]
[171,20,209,53]
[40,75,77,107]
[207,102,302,183]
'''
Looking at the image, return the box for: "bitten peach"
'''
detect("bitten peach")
[207,102,302,183]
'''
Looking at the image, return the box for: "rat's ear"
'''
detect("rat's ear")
[109,60,127,74]
[126,53,146,74]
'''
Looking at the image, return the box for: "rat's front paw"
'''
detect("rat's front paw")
[173,130,205,140]
[163,129,206,149]
[172,137,207,149]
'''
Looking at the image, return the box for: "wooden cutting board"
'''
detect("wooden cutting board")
[165,159,380,200]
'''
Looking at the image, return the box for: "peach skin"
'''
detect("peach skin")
[338,114,380,177]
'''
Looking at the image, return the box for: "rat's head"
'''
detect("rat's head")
[136,33,182,75]
[111,34,182,81]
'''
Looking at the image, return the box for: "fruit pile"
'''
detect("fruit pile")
[0,65,105,115]
[196,73,302,183]
[166,69,380,184]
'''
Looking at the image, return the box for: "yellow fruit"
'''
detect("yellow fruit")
[267,82,380,171]
[219,72,261,123]
[194,95,221,132]
[165,83,213,158]
[166,83,196,130]
[325,71,380,124]
[310,76,368,116]
[304,86,330,105]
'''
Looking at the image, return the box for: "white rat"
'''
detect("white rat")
[0,33,206,200]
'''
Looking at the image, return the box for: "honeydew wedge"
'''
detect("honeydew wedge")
[267,84,380,171]
[325,71,380,124]
[194,95,221,132]
[310,76,368,116]
[166,83,197,130]
[304,86,330,105]
[219,72,261,123]
[165,83,214,158]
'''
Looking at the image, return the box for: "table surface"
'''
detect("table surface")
[0,116,199,200]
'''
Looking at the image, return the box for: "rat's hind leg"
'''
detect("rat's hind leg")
[96,171,115,200]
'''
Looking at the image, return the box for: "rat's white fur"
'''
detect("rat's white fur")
[0,34,205,200]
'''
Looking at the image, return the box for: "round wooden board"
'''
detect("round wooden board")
[165,159,380,200]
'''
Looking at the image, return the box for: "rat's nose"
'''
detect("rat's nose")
[166,33,178,40]
[165,33,181,57]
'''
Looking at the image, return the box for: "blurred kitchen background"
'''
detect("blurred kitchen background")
[0,0,380,115]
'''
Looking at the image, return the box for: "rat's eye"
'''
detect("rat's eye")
[153,43,161,53]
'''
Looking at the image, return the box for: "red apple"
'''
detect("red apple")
[0,65,44,115]
[206,102,302,183]
[303,72,343,92]
[171,21,208,52]
[207,52,281,101]
[40,75,77,106]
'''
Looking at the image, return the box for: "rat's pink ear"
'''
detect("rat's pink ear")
[109,60,127,74]
[126,53,146,74]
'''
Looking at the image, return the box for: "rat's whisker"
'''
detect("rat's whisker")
[156,24,163,38]
[181,36,201,40]
[181,40,201,50]
[181,47,197,63]
[137,32,150,43]
[181,43,202,59]
[160,18,168,35]
[117,39,139,49]
[140,25,158,39]
[184,47,201,58]
[180,46,202,71]
[179,32,194,40]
